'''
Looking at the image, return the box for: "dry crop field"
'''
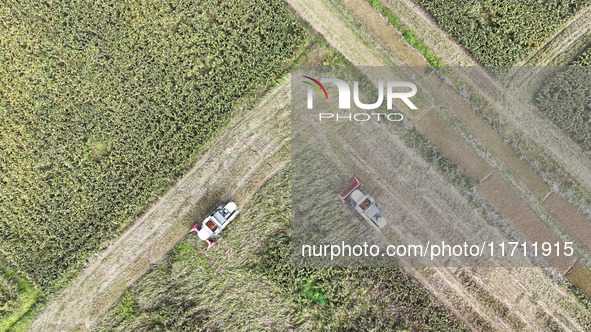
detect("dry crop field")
[0,0,305,328]
[2,0,591,331]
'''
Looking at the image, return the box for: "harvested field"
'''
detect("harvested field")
[477,174,550,245]
[292,80,590,332]
[544,192,591,254]
[414,107,491,182]
[288,0,591,329]
[326,2,591,270]
[364,0,591,300]
[478,174,572,267]
[96,170,469,332]
[566,267,591,301]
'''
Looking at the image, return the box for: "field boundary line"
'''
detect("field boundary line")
[479,170,495,185]
[413,105,433,124]
[541,190,554,203]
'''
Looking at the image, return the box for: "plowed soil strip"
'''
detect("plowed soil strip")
[414,107,491,181]
[336,0,550,199]
[478,174,571,267]
[545,192,591,253]
[30,79,292,331]
[567,267,591,301]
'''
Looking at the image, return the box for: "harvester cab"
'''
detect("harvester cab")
[189,202,240,249]
[338,176,386,230]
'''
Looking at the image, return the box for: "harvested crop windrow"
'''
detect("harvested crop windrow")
[0,0,306,288]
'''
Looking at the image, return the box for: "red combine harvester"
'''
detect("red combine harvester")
[338,176,386,230]
[189,202,240,249]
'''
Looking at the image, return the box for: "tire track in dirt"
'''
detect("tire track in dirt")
[30,79,292,331]
[287,0,591,329]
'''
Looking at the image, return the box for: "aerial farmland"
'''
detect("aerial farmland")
[1,0,591,331]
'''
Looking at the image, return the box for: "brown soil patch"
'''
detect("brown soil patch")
[544,192,591,252]
[566,267,591,300]
[479,174,571,267]
[414,108,491,181]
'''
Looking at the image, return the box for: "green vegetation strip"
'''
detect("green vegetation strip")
[0,0,305,289]
[0,260,40,331]
[416,0,590,66]
[96,170,467,331]
[571,47,591,66]
[365,0,444,67]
